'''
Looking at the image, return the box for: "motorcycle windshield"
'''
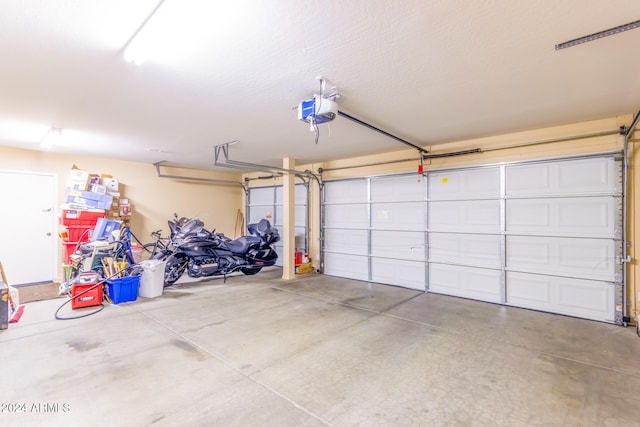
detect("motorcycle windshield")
[176,219,205,239]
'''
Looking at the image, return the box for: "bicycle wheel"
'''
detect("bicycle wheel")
[141,243,159,259]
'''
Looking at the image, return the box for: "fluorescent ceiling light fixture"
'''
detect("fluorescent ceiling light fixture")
[0,119,49,143]
[40,128,63,148]
[555,19,640,50]
[123,0,167,64]
[122,1,261,65]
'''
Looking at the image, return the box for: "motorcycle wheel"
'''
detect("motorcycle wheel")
[241,267,262,275]
[164,254,187,286]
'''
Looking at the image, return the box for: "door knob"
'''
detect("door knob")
[46,232,52,236]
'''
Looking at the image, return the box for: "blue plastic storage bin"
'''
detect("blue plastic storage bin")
[92,217,121,241]
[106,276,140,304]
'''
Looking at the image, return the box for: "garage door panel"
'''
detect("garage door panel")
[506,197,618,236]
[429,167,500,200]
[276,184,308,204]
[371,202,425,231]
[429,233,502,268]
[323,253,368,281]
[275,205,307,228]
[371,175,425,202]
[429,264,502,303]
[249,187,275,205]
[249,184,308,263]
[429,200,501,233]
[248,206,274,224]
[324,204,368,229]
[507,236,617,281]
[371,258,425,290]
[324,229,368,256]
[324,180,368,203]
[507,272,615,322]
[371,230,424,261]
[506,157,619,196]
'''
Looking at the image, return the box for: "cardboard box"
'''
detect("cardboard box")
[295,262,314,275]
[67,167,90,191]
[110,196,120,208]
[90,184,107,195]
[119,199,131,216]
[119,203,131,216]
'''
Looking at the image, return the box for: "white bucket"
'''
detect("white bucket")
[138,260,166,298]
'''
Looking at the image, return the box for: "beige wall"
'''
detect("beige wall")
[0,146,244,282]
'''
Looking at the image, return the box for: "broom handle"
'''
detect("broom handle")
[0,260,17,312]
[0,260,7,285]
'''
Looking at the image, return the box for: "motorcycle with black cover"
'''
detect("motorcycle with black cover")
[147,213,230,261]
[163,218,279,286]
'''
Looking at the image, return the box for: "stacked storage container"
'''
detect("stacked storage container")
[60,209,104,263]
[59,166,133,267]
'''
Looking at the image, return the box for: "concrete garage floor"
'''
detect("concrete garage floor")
[2,268,640,426]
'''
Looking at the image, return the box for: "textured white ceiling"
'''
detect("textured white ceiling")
[0,0,639,169]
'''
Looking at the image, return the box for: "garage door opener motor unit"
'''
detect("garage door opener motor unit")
[298,77,339,144]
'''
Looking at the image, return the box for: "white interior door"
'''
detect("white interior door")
[0,170,57,285]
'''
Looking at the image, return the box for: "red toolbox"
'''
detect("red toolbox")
[71,273,103,309]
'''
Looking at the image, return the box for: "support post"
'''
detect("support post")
[282,157,296,280]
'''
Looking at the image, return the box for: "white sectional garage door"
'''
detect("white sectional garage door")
[322,153,624,323]
[503,157,622,322]
[247,184,308,267]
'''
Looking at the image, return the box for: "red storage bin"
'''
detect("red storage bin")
[63,241,81,264]
[66,225,93,242]
[60,209,104,226]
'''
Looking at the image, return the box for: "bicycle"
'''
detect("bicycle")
[142,230,172,260]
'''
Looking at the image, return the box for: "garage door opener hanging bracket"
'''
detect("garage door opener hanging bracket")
[214,141,319,182]
[154,161,247,194]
